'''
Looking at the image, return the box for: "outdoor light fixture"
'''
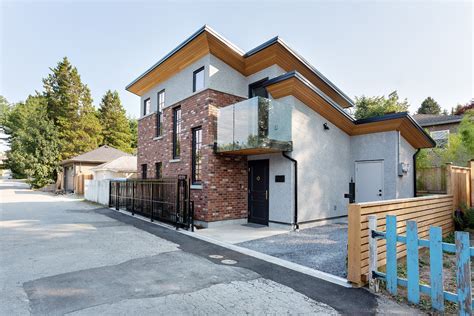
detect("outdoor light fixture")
[323,123,330,130]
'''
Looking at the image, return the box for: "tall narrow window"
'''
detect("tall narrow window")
[193,66,205,92]
[156,90,165,137]
[143,98,151,116]
[192,127,203,185]
[155,162,162,179]
[141,164,147,179]
[173,107,182,159]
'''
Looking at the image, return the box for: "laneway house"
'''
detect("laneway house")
[128,26,435,228]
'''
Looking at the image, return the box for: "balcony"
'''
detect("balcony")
[216,97,293,155]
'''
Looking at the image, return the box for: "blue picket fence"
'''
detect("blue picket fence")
[368,215,473,315]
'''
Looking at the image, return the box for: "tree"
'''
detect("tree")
[42,57,102,160]
[354,91,410,120]
[452,99,474,115]
[129,117,138,152]
[98,90,132,153]
[416,110,473,169]
[417,97,441,115]
[3,96,60,187]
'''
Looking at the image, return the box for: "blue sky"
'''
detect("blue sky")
[1,0,472,119]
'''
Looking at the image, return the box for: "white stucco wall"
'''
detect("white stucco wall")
[397,133,416,198]
[248,153,294,224]
[277,96,352,223]
[139,55,211,118]
[350,131,415,200]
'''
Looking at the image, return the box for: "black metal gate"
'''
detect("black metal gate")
[109,175,194,230]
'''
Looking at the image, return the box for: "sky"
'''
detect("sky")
[1,0,473,121]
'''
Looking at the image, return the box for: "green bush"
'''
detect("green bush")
[453,203,474,230]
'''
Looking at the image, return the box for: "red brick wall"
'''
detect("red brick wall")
[137,89,248,222]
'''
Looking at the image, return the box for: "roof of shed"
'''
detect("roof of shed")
[90,156,137,173]
[60,146,132,165]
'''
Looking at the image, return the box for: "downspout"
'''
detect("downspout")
[282,152,298,230]
[413,149,421,197]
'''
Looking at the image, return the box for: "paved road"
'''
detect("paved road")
[0,180,415,315]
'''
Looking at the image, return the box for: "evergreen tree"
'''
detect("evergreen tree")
[129,117,138,152]
[3,96,60,187]
[417,97,441,114]
[98,90,132,153]
[42,57,102,160]
[354,91,410,119]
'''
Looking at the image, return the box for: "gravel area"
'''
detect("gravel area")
[237,223,348,278]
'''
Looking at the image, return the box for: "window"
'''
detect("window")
[193,66,205,92]
[192,127,203,184]
[155,162,162,179]
[143,98,151,116]
[156,90,165,137]
[173,107,182,158]
[141,164,147,179]
[430,130,450,148]
[248,77,269,98]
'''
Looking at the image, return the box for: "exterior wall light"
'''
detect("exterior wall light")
[323,123,330,130]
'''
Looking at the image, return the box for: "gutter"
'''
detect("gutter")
[413,149,421,197]
[282,152,298,230]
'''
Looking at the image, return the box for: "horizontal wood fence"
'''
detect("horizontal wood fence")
[369,215,472,314]
[347,194,454,286]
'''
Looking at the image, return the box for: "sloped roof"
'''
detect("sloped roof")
[90,156,137,173]
[60,145,132,165]
[126,25,354,108]
[412,114,463,127]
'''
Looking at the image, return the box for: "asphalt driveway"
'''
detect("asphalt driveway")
[0,180,416,315]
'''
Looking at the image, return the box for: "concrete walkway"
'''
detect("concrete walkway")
[195,223,289,244]
[0,180,419,315]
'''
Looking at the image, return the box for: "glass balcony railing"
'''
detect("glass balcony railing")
[216,97,293,154]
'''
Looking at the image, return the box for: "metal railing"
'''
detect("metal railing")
[109,176,194,230]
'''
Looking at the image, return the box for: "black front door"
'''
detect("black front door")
[248,160,269,225]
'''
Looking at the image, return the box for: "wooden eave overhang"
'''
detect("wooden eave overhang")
[265,72,435,149]
[126,26,354,108]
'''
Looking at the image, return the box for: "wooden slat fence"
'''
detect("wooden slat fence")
[416,166,446,194]
[447,162,472,210]
[347,194,454,286]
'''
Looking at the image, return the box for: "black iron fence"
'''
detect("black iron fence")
[109,175,194,230]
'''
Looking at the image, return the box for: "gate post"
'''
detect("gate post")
[368,215,379,292]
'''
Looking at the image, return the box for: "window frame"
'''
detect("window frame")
[192,126,203,185]
[141,164,147,179]
[155,162,162,179]
[430,129,450,148]
[143,98,151,116]
[172,106,182,159]
[192,66,205,92]
[248,77,269,98]
[156,90,165,137]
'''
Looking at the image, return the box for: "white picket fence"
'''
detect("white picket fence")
[84,179,111,205]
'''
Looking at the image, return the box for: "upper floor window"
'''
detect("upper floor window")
[156,90,165,137]
[143,98,151,116]
[155,162,162,179]
[249,78,269,98]
[193,66,205,92]
[192,127,203,185]
[173,107,182,159]
[141,164,147,179]
[430,130,450,148]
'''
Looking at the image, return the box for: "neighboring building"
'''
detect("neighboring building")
[413,114,463,148]
[60,145,132,192]
[90,156,137,180]
[127,26,435,228]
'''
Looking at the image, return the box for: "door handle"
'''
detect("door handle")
[265,190,268,200]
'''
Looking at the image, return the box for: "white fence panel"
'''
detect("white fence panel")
[84,179,110,205]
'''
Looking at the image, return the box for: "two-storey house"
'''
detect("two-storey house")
[127,26,435,228]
